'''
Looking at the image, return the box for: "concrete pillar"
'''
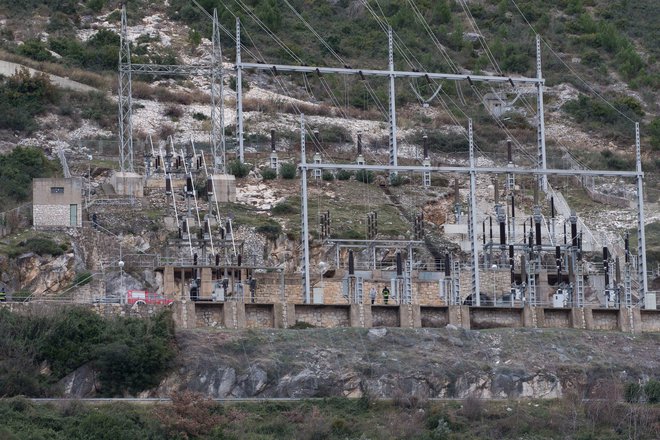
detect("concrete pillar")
[172,301,195,329]
[209,174,236,203]
[618,306,642,333]
[274,303,296,328]
[200,268,212,299]
[350,304,373,328]
[570,307,587,330]
[523,306,543,328]
[163,267,176,299]
[448,305,470,329]
[399,304,421,328]
[537,269,551,305]
[223,301,246,329]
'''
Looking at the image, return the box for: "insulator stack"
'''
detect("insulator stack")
[186,174,193,195]
[603,247,610,287]
[357,133,362,155]
[444,253,451,277]
[422,135,429,159]
[396,252,403,277]
[165,175,172,195]
[348,250,355,275]
[207,177,214,196]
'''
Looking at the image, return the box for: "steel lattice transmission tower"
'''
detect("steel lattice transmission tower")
[117,4,225,173]
[117,4,133,173]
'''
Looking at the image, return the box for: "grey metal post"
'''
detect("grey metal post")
[117,5,134,173]
[388,27,398,179]
[300,115,311,303]
[535,35,547,192]
[468,119,481,305]
[211,9,226,173]
[236,17,245,163]
[635,122,648,297]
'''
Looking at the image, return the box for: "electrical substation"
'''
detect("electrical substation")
[83,4,659,332]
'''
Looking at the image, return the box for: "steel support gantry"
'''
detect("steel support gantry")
[117,5,225,173]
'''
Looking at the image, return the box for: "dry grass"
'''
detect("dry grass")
[0,49,111,90]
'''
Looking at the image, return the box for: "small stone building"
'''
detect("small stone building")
[32,178,83,228]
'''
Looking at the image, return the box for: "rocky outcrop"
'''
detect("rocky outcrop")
[15,252,76,296]
[142,327,659,401]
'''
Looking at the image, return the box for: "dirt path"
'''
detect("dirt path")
[0,59,97,92]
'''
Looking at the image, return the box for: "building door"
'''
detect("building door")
[69,204,77,227]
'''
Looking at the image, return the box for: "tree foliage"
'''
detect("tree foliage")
[0,308,176,397]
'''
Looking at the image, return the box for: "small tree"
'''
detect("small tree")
[280,162,297,179]
[261,168,277,180]
[355,169,374,184]
[229,160,251,178]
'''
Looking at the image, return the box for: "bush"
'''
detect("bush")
[624,383,642,403]
[229,160,251,178]
[0,308,175,397]
[0,146,58,208]
[23,237,65,257]
[272,201,298,215]
[355,169,374,184]
[389,174,405,187]
[280,162,297,179]
[322,171,334,181]
[261,168,277,180]
[256,221,282,240]
[73,272,93,286]
[0,68,59,132]
[336,170,353,180]
[644,379,660,404]
[164,105,183,119]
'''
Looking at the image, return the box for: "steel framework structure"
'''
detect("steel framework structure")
[117,5,225,173]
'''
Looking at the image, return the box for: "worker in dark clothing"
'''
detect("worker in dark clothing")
[249,276,257,303]
[382,286,390,304]
[0,287,6,302]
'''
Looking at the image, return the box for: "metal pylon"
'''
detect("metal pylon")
[211,9,226,173]
[403,261,413,304]
[117,4,133,173]
[355,276,364,304]
[535,34,547,192]
[527,260,536,306]
[387,27,398,179]
[235,17,244,163]
[624,263,632,307]
[300,115,310,303]
[452,260,461,305]
[468,119,481,305]
[575,263,585,308]
[635,123,648,298]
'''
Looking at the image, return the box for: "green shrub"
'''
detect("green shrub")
[0,308,175,397]
[624,382,642,403]
[644,379,660,404]
[17,237,65,257]
[280,162,297,179]
[261,168,277,180]
[17,40,54,62]
[355,169,374,184]
[73,272,93,286]
[228,160,251,178]
[322,171,335,181]
[272,201,297,215]
[389,174,405,187]
[290,321,315,329]
[0,147,58,205]
[0,68,59,132]
[337,170,353,180]
[256,221,282,240]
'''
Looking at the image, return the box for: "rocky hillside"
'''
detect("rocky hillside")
[65,326,660,400]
